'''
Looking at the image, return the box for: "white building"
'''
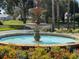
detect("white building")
[0,8,13,20]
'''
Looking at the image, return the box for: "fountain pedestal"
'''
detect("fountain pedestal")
[34,30,40,42]
[34,20,40,42]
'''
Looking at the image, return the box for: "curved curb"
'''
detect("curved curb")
[0,30,79,47]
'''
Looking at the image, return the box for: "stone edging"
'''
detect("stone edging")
[0,30,79,47]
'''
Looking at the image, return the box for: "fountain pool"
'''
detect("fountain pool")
[0,35,77,46]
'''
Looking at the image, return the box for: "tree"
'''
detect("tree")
[0,0,4,25]
[56,0,60,29]
[5,0,34,24]
[5,0,14,16]
[51,0,55,32]
[0,0,4,8]
[41,0,52,23]
[41,0,79,30]
[57,0,78,29]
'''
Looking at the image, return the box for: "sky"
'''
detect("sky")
[77,0,79,3]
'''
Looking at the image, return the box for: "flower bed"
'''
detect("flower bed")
[0,45,79,59]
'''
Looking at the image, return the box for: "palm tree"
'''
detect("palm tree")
[73,0,75,29]
[67,0,70,29]
[51,0,55,32]
[56,0,60,29]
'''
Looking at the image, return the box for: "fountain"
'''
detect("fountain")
[0,0,78,47]
[34,23,40,42]
[33,0,41,42]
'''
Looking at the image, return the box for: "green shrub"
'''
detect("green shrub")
[40,54,52,59]
[31,48,47,59]
[73,29,79,33]
[0,46,28,59]
[70,53,78,59]
[51,46,61,52]
[55,29,79,33]
[9,25,25,29]
[0,46,16,58]
[17,50,28,59]
[0,46,79,59]
[71,13,79,24]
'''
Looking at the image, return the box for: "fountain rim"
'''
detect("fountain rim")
[0,30,79,47]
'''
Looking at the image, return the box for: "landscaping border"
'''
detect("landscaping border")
[0,30,79,47]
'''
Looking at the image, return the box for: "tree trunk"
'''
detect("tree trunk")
[0,21,3,25]
[73,0,75,29]
[21,8,27,24]
[45,12,49,23]
[51,0,55,32]
[67,0,70,29]
[56,0,60,29]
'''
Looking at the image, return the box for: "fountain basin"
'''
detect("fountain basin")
[0,30,79,47]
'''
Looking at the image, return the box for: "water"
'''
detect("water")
[0,35,76,45]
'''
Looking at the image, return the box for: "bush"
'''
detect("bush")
[16,50,28,59]
[73,29,79,33]
[0,46,28,59]
[31,48,49,59]
[9,25,25,29]
[55,29,79,33]
[69,53,78,59]
[71,13,79,26]
[0,46,16,59]
[51,46,61,52]
[0,46,79,59]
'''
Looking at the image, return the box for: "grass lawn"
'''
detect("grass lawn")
[0,27,16,31]
[2,20,24,25]
[0,20,24,31]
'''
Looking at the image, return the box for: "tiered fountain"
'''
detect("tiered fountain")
[33,0,41,42]
[0,0,78,47]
